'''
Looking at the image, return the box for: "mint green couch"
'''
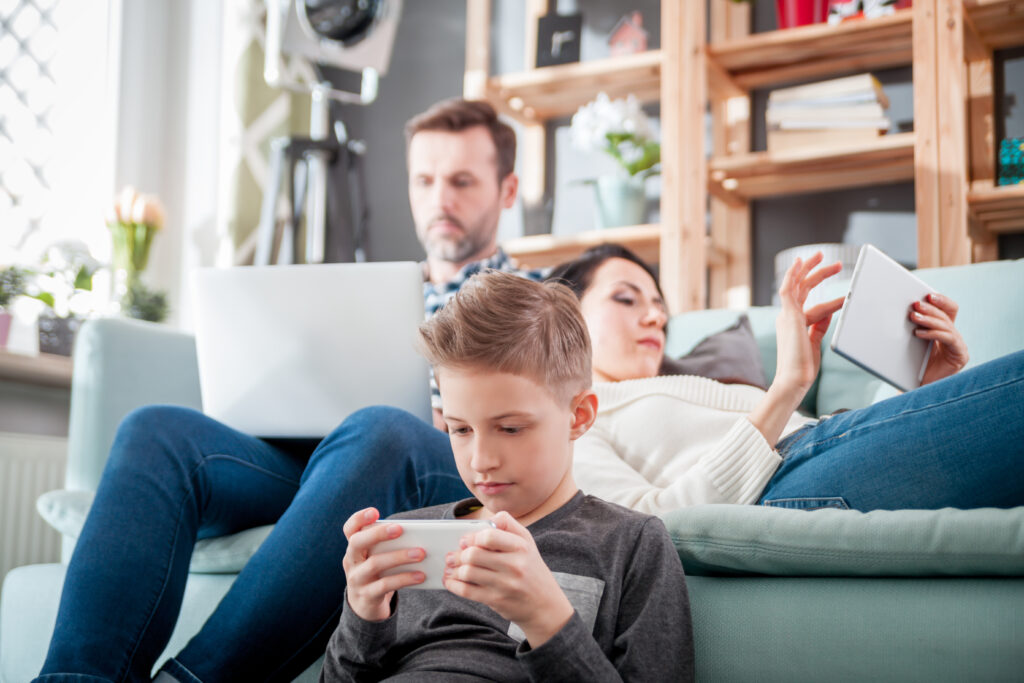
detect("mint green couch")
[2,259,1022,682]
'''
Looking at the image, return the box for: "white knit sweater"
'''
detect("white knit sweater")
[573,375,816,514]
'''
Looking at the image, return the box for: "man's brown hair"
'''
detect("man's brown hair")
[418,270,591,404]
[404,98,516,183]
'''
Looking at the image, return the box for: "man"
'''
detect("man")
[34,98,541,683]
[403,98,546,427]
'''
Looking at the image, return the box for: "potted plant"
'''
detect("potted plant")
[570,92,660,229]
[29,242,101,356]
[0,266,30,349]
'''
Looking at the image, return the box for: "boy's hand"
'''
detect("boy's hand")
[443,511,574,647]
[342,507,426,622]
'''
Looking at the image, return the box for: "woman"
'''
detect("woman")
[548,243,1023,513]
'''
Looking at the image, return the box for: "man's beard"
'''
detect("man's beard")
[421,215,489,264]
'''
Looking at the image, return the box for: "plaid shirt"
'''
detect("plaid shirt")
[422,248,548,408]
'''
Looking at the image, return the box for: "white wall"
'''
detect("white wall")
[112,0,223,331]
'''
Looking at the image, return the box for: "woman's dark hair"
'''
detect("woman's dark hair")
[545,243,663,300]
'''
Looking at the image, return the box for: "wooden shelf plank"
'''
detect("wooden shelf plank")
[709,132,915,199]
[504,224,661,269]
[968,183,1024,233]
[503,225,733,272]
[965,0,1024,50]
[708,9,914,90]
[0,349,73,389]
[486,50,661,123]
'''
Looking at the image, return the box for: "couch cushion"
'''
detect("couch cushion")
[662,504,1024,577]
[660,314,768,388]
[36,489,273,573]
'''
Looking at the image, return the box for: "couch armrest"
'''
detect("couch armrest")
[65,317,201,492]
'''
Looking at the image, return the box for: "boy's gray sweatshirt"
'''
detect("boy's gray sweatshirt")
[320,492,694,682]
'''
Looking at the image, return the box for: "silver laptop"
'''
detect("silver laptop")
[192,262,430,438]
[829,244,935,392]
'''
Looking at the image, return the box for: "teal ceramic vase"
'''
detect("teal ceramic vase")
[594,174,646,229]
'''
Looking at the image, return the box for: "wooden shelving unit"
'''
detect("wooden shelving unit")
[968,183,1024,233]
[708,10,914,91]
[709,132,916,201]
[503,224,661,269]
[466,0,1023,312]
[486,50,661,123]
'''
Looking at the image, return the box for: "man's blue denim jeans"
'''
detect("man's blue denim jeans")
[34,406,467,683]
[760,350,1024,511]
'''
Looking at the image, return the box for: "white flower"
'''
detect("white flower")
[570,92,660,177]
[571,93,653,152]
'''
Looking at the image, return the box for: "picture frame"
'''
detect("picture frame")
[536,12,582,68]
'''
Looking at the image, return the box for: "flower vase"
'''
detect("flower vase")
[38,314,82,356]
[112,267,136,314]
[593,175,646,229]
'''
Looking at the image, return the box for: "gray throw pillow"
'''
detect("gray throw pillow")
[659,314,768,389]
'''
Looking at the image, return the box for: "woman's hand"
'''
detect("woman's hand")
[750,253,844,446]
[773,253,845,396]
[342,508,426,622]
[913,293,969,386]
[443,512,574,648]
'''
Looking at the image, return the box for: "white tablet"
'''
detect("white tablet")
[829,244,935,392]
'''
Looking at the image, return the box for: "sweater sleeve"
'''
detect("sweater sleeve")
[574,416,782,514]
[319,592,398,683]
[515,518,693,682]
[516,611,624,682]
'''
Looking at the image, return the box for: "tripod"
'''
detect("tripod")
[254,84,369,266]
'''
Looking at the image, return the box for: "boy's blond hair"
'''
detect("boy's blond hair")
[418,270,591,404]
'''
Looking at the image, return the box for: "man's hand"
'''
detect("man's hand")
[443,511,573,648]
[342,508,426,622]
[914,293,969,386]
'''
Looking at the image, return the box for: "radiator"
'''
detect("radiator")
[0,432,66,579]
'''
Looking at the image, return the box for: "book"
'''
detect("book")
[768,73,890,109]
[768,118,891,131]
[767,127,886,153]
[766,102,887,127]
[767,90,888,109]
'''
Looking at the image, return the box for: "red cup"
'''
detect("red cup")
[776,0,829,29]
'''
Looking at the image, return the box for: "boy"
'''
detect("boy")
[320,271,693,682]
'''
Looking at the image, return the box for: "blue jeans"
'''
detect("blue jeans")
[759,350,1024,511]
[35,405,466,683]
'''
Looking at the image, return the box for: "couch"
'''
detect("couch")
[2,258,1023,682]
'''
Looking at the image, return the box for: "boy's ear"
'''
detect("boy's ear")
[568,390,598,441]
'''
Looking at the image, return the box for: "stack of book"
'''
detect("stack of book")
[766,73,890,153]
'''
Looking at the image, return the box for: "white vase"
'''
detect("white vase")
[593,174,646,229]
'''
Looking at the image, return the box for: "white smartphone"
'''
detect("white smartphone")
[373,519,494,590]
